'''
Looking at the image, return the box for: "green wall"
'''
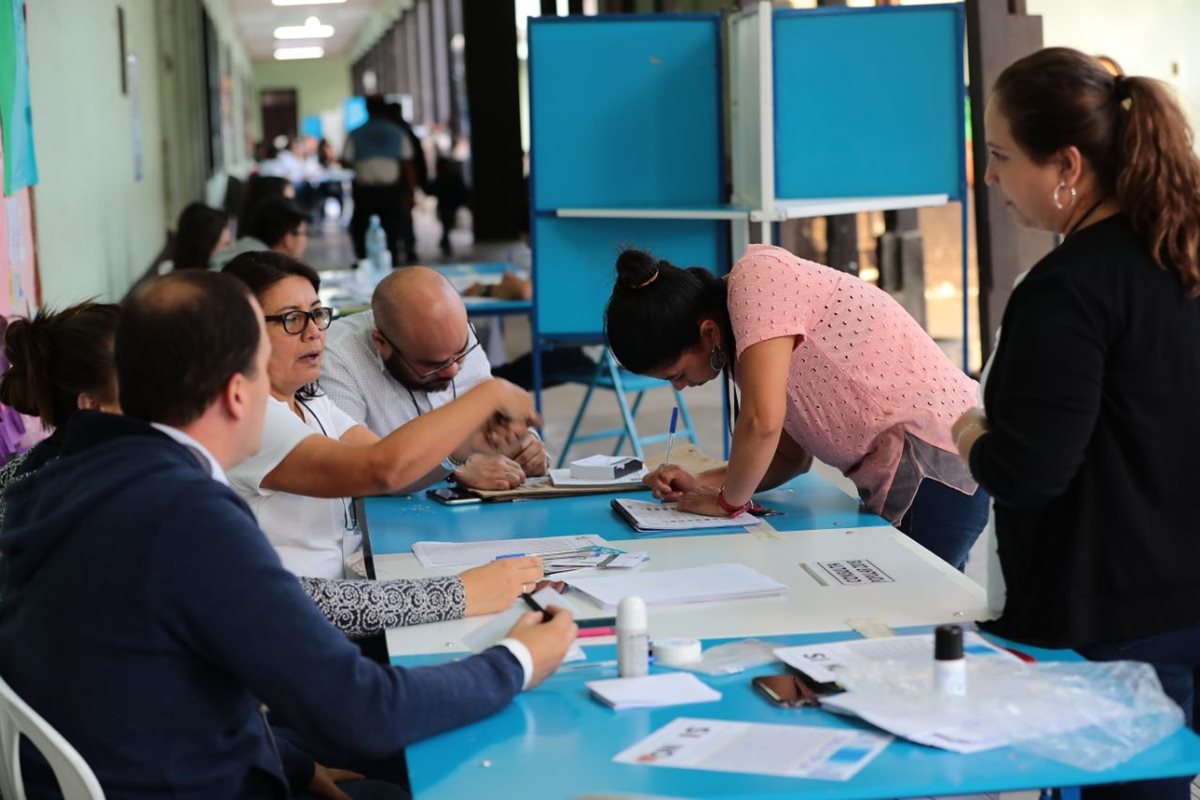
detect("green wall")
[252,56,353,139]
[25,0,169,305]
[24,0,249,306]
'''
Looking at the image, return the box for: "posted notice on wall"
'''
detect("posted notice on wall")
[612,717,890,781]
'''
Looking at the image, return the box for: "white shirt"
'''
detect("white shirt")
[322,311,492,439]
[227,395,362,579]
[151,423,229,485]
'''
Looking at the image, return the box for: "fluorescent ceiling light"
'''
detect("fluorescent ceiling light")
[274,46,325,60]
[275,16,334,39]
[272,0,345,6]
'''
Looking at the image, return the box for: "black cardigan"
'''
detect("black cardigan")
[971,214,1200,649]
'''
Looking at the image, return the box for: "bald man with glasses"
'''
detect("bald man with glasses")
[322,267,549,492]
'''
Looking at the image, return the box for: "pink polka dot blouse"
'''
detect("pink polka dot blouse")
[728,244,979,522]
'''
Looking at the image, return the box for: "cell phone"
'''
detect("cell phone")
[751,672,842,708]
[426,486,482,505]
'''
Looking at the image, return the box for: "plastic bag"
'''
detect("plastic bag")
[832,658,1183,771]
[666,639,779,676]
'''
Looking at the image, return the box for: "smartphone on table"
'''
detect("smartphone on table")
[427,486,482,505]
[752,671,842,708]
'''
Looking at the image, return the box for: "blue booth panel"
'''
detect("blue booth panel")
[773,5,965,200]
[529,16,723,210]
[533,216,727,340]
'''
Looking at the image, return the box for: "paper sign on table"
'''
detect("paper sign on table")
[612,717,890,781]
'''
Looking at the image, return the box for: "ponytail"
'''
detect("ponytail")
[994,47,1200,296]
[1114,76,1200,296]
[0,302,122,429]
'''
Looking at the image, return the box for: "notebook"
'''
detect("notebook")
[611,497,762,532]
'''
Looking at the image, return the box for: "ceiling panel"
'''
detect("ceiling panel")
[228,0,387,60]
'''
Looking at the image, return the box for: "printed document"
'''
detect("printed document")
[412,535,609,568]
[612,498,761,531]
[567,563,786,609]
[612,717,890,781]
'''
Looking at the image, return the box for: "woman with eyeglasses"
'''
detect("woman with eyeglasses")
[222,253,543,604]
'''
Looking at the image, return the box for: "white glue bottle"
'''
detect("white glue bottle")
[933,624,967,696]
[616,596,649,678]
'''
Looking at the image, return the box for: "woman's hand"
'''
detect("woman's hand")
[644,465,699,502]
[952,407,989,461]
[460,556,545,616]
[308,764,365,800]
[676,485,725,517]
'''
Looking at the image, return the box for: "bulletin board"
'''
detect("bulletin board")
[0,0,39,318]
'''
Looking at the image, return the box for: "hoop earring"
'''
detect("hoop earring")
[709,343,727,372]
[1052,181,1077,211]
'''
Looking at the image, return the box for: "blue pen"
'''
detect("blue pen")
[664,407,679,466]
[494,552,526,560]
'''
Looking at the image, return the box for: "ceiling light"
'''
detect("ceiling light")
[275,16,334,39]
[272,0,345,6]
[274,46,325,60]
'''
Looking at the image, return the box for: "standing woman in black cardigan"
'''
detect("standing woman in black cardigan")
[954,47,1200,800]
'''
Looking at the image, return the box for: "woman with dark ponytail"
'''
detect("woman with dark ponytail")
[605,242,987,570]
[0,302,121,523]
[953,48,1200,797]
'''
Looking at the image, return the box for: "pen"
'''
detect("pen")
[664,407,679,466]
[521,592,551,622]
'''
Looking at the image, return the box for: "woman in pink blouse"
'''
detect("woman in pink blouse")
[604,244,987,569]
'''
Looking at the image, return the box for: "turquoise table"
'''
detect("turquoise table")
[392,628,1200,800]
[361,472,891,556]
[319,261,533,319]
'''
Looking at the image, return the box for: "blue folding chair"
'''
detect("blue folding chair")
[556,348,698,467]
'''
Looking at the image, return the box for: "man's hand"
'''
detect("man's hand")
[455,453,525,491]
[460,556,544,616]
[505,607,578,689]
[509,432,549,477]
[308,764,365,800]
[644,465,700,502]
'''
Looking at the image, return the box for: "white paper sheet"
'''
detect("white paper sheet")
[460,586,586,663]
[586,673,721,710]
[567,563,786,610]
[412,535,609,568]
[774,631,1018,685]
[612,498,761,531]
[612,717,890,781]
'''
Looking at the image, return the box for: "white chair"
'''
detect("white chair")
[0,675,104,799]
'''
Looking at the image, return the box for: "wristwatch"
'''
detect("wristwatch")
[716,487,752,518]
[441,453,467,473]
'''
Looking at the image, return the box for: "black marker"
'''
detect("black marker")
[521,592,549,621]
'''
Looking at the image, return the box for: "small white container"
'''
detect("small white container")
[616,596,650,678]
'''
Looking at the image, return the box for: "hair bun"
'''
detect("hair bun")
[615,248,659,289]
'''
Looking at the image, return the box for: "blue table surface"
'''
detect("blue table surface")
[362,472,891,556]
[393,627,1200,800]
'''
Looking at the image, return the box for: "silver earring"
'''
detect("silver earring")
[709,343,727,371]
[1052,181,1077,211]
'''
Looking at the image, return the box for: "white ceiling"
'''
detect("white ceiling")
[227,0,387,61]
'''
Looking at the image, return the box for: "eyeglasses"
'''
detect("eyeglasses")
[381,322,480,381]
[264,307,334,335]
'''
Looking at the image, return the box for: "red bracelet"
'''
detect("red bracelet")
[716,488,752,518]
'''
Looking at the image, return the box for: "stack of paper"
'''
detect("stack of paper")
[611,498,762,532]
[549,467,647,488]
[567,563,786,610]
[586,673,721,710]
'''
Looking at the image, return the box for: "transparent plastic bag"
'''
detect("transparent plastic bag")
[831,658,1183,770]
[666,639,780,676]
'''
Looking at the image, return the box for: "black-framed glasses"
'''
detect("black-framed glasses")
[381,321,480,381]
[265,307,334,335]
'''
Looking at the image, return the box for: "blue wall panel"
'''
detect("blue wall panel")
[773,6,964,200]
[529,17,723,210]
[534,216,726,338]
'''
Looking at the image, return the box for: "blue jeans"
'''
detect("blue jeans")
[895,479,990,571]
[1075,622,1200,800]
